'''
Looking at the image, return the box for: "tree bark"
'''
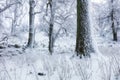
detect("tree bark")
[49,23,54,54]
[27,0,35,48]
[48,0,55,54]
[111,0,117,41]
[75,0,94,57]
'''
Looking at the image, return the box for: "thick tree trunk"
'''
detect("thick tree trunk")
[27,0,35,48]
[111,0,117,41]
[75,0,94,57]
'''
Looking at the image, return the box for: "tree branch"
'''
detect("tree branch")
[0,2,20,13]
[34,11,42,15]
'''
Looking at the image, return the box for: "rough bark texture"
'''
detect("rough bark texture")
[111,0,117,41]
[27,0,35,48]
[75,0,94,57]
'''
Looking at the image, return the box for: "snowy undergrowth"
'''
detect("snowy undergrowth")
[0,32,120,80]
[0,47,120,80]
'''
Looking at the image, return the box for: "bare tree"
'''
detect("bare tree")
[46,0,55,54]
[110,0,117,41]
[27,0,42,48]
[45,0,75,54]
[11,3,18,35]
[9,0,23,35]
[93,0,119,41]
[27,0,35,48]
[0,1,20,13]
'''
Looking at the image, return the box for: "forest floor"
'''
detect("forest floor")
[0,33,120,80]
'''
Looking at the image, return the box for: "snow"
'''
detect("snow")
[0,31,120,80]
[91,0,106,4]
[0,0,120,80]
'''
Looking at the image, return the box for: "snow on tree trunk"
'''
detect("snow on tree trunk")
[27,0,35,48]
[75,0,94,57]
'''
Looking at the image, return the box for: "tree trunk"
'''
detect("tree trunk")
[11,4,17,35]
[48,0,55,54]
[27,0,35,48]
[49,23,54,54]
[75,0,94,57]
[111,0,117,41]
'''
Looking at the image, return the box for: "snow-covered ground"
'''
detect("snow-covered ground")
[0,32,120,80]
[0,0,120,80]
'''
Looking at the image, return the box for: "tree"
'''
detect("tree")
[110,0,117,41]
[11,3,19,35]
[93,0,119,41]
[46,0,55,54]
[0,2,20,13]
[75,0,94,57]
[27,0,35,48]
[27,0,42,48]
[0,0,22,35]
[6,0,23,35]
[45,0,74,54]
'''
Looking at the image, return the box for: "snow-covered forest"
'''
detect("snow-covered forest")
[0,0,120,80]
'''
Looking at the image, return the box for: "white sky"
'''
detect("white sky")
[91,0,106,3]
